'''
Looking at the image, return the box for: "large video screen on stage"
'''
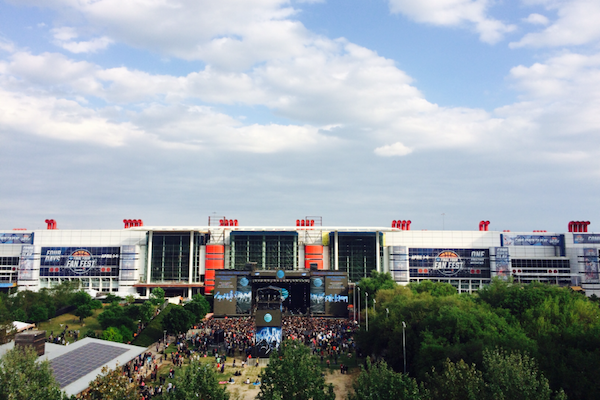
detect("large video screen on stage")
[255,326,282,358]
[40,247,120,277]
[214,273,252,315]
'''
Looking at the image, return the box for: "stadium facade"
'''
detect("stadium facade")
[1,218,598,305]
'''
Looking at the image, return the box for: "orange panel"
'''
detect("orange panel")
[205,270,216,280]
[206,244,225,254]
[206,260,224,269]
[305,245,323,255]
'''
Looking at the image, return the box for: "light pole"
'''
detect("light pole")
[163,329,167,351]
[353,284,356,322]
[386,308,389,318]
[357,286,361,324]
[366,292,369,332]
[402,321,406,374]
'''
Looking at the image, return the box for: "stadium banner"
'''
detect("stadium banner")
[310,277,325,314]
[573,234,600,245]
[40,247,119,277]
[213,274,237,315]
[409,248,490,278]
[493,247,510,279]
[390,246,409,282]
[501,234,562,247]
[18,245,36,281]
[255,326,282,358]
[0,233,33,244]
[236,276,252,314]
[325,275,349,316]
[583,248,599,283]
[120,245,137,281]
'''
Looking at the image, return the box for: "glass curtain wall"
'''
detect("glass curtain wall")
[151,232,191,282]
[333,233,379,283]
[231,232,297,270]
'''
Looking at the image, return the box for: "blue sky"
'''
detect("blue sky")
[1,0,599,232]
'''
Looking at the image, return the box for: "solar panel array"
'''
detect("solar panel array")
[50,342,129,388]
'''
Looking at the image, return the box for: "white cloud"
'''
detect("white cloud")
[52,26,113,53]
[511,0,600,48]
[374,142,413,156]
[0,37,15,53]
[387,0,516,43]
[524,13,549,25]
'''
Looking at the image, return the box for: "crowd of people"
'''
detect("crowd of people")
[127,315,357,399]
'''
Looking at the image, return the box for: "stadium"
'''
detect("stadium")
[1,217,598,312]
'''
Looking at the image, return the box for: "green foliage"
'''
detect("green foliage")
[75,304,93,323]
[349,359,427,400]
[27,304,49,323]
[101,327,123,343]
[89,300,103,310]
[97,302,136,331]
[358,271,396,306]
[425,358,486,400]
[257,340,335,400]
[162,305,193,334]
[184,294,210,322]
[80,365,137,400]
[131,303,174,347]
[408,280,457,297]
[483,348,552,400]
[11,308,27,322]
[150,287,165,305]
[161,359,229,400]
[103,293,123,304]
[140,301,154,324]
[0,346,71,400]
[71,291,93,308]
[125,294,135,305]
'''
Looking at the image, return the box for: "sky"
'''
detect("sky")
[1,0,599,232]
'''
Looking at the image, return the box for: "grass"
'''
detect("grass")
[37,308,104,342]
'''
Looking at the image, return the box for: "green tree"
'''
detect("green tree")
[162,305,193,334]
[71,291,93,308]
[150,287,165,305]
[184,294,210,322]
[80,365,137,400]
[257,340,335,400]
[74,304,93,323]
[409,280,457,297]
[139,301,154,324]
[425,358,486,400]
[483,348,553,400]
[0,346,71,400]
[125,294,135,305]
[162,359,229,400]
[349,359,427,400]
[101,327,123,343]
[27,304,48,323]
[98,302,136,331]
[358,271,396,307]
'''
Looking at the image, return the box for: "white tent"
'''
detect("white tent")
[12,321,35,333]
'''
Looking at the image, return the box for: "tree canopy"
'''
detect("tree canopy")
[161,359,229,400]
[257,340,335,400]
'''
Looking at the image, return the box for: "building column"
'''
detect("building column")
[146,231,153,287]
[334,231,339,271]
[376,232,381,273]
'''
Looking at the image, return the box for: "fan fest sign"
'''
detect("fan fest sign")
[409,248,490,278]
[40,247,120,277]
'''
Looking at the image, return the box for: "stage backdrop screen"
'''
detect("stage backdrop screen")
[255,326,282,358]
[325,275,349,316]
[213,274,237,315]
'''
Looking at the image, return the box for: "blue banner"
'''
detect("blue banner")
[40,247,120,277]
[502,234,562,247]
[409,248,490,278]
[0,233,33,244]
[583,248,599,283]
[494,247,510,279]
[573,234,600,244]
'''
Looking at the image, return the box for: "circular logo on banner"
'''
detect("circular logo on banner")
[66,249,97,275]
[276,270,285,279]
[281,288,289,301]
[313,278,323,287]
[433,250,464,276]
[239,277,249,286]
[264,313,272,323]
